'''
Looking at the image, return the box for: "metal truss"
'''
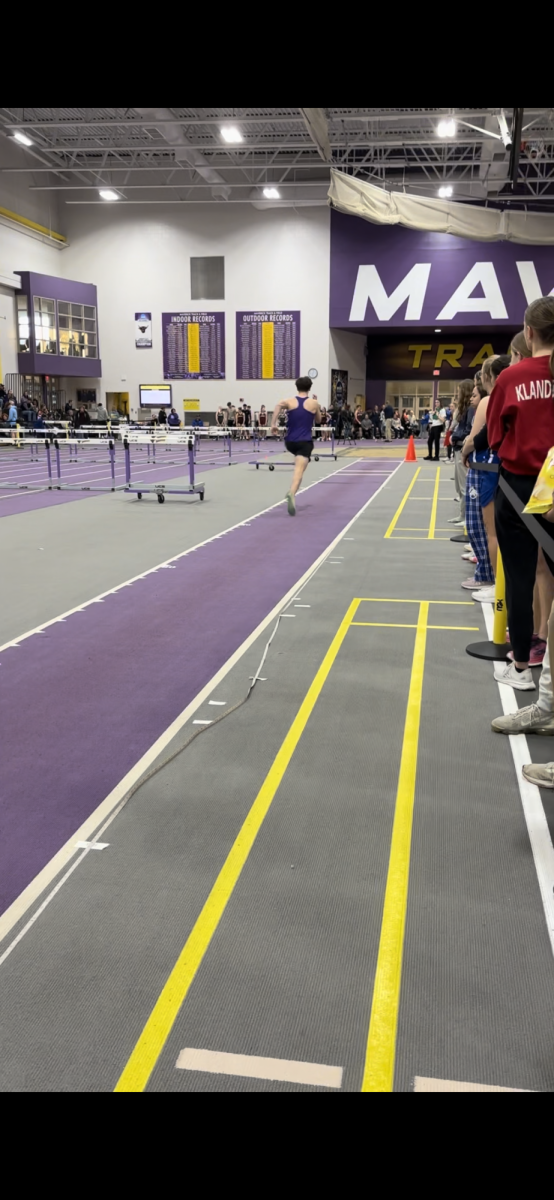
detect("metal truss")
[1,107,554,208]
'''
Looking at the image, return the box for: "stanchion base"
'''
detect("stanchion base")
[450,533,467,543]
[466,640,511,661]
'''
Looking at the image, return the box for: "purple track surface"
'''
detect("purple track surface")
[0,463,394,915]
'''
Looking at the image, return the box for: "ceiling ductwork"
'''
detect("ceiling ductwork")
[133,107,231,200]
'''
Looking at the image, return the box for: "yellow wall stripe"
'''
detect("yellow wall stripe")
[261,321,274,379]
[187,323,200,374]
[0,205,66,243]
[114,599,360,1092]
[361,601,428,1091]
[384,468,420,539]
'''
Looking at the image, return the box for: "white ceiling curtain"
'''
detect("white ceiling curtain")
[328,169,554,245]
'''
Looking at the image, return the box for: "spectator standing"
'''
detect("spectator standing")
[449,380,474,526]
[424,402,446,461]
[488,297,554,690]
[384,400,394,441]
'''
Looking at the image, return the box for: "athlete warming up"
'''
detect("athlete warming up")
[270,377,321,515]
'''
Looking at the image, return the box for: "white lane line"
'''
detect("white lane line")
[0,462,402,950]
[175,1047,343,1089]
[483,605,554,956]
[0,458,360,654]
[294,604,311,608]
[208,700,227,706]
[414,1076,532,1093]
[192,720,212,725]
[75,841,109,850]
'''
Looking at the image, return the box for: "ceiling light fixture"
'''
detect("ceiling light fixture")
[98,189,121,201]
[438,185,453,198]
[263,187,280,199]
[437,119,456,138]
[220,126,243,144]
[497,109,512,148]
[12,131,34,147]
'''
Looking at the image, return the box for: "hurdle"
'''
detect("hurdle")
[191,426,262,464]
[48,438,128,493]
[0,437,54,492]
[123,436,205,503]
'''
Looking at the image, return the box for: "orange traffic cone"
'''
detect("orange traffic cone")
[404,435,417,462]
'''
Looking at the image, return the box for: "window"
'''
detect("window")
[17,294,30,353]
[190,256,225,300]
[58,301,98,358]
[33,297,57,354]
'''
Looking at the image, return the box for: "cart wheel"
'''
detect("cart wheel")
[314,455,319,462]
[269,464,275,471]
[137,492,142,500]
[157,492,165,504]
[199,490,205,501]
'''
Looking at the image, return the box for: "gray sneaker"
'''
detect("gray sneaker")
[491,704,554,735]
[522,762,554,788]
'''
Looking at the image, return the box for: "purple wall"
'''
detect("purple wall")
[330,209,554,331]
[16,271,101,378]
[365,380,386,408]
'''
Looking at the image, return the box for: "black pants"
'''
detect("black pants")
[427,426,441,459]
[495,469,554,662]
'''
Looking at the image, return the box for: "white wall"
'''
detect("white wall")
[61,204,330,417]
[329,329,366,407]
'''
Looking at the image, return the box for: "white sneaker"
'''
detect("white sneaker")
[450,519,465,527]
[472,585,496,602]
[464,543,472,551]
[493,661,535,691]
[492,704,554,735]
[448,516,462,523]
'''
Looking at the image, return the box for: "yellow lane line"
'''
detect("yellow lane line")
[427,469,441,540]
[361,602,428,1092]
[351,622,478,631]
[114,599,360,1093]
[357,599,473,605]
[384,468,421,539]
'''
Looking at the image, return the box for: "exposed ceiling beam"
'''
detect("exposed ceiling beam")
[299,108,332,161]
[3,110,549,130]
[30,180,331,190]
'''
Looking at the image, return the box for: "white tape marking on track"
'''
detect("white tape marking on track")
[175,1047,343,1089]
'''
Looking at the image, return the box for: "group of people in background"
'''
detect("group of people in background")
[426,299,554,791]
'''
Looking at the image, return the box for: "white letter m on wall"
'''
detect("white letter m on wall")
[349,263,432,322]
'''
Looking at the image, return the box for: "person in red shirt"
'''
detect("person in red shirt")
[488,296,554,689]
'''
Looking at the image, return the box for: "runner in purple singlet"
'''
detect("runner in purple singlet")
[270,376,321,515]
